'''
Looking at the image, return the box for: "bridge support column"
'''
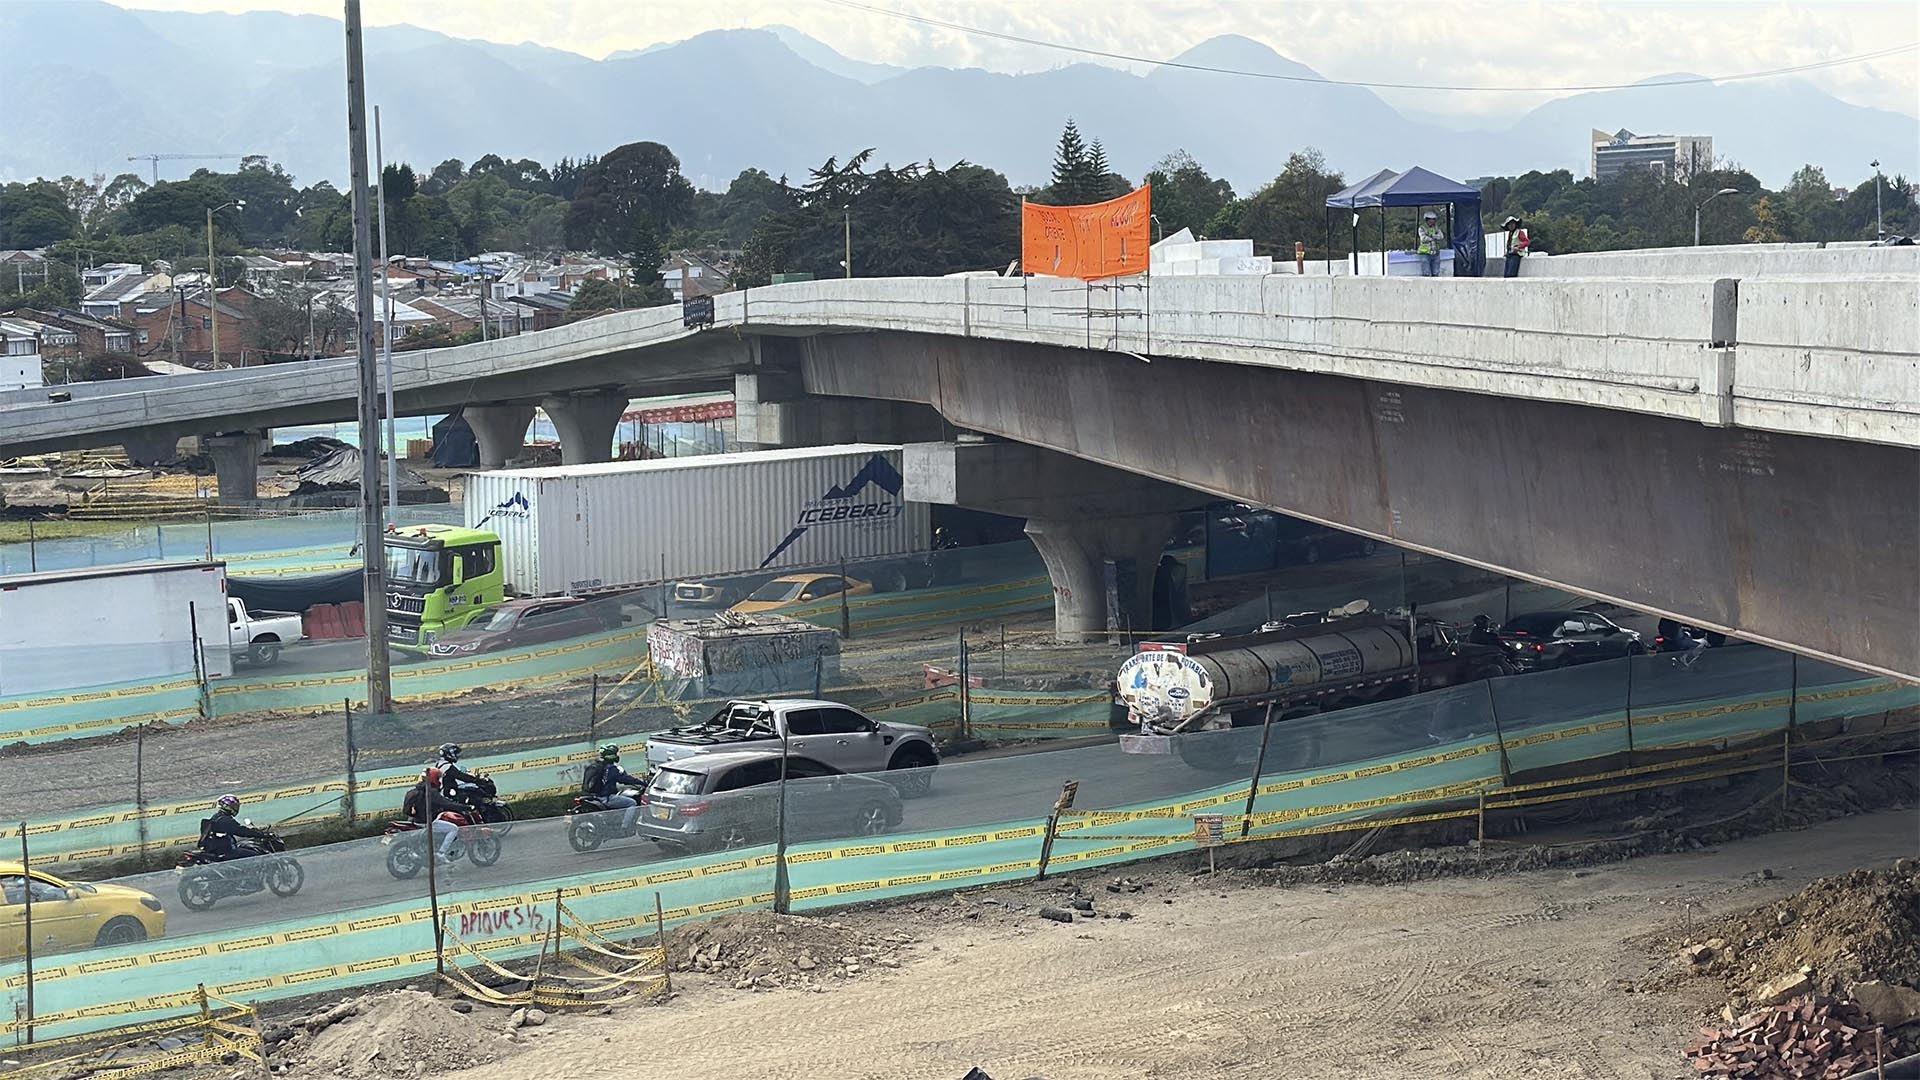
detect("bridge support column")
[120,431,182,466]
[543,391,628,465]
[464,405,535,468]
[1024,514,1179,643]
[204,432,264,503]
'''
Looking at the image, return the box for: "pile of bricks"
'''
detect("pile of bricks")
[1685,996,1904,1078]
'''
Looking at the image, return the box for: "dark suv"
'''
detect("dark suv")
[1498,610,1646,669]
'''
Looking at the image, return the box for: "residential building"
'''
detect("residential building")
[122,286,252,367]
[22,308,141,357]
[507,292,572,331]
[1590,129,1714,182]
[81,262,144,289]
[662,254,728,301]
[0,317,43,391]
[3,316,77,358]
[80,270,170,321]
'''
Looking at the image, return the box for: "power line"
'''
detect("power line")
[817,0,1918,94]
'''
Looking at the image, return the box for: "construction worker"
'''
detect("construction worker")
[1503,216,1531,277]
[1417,211,1446,276]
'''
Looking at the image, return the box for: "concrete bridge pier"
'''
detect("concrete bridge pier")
[464,405,535,468]
[119,431,182,466]
[1024,513,1181,642]
[903,439,1198,642]
[543,392,629,465]
[204,431,265,503]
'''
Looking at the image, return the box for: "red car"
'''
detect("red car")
[427,597,622,656]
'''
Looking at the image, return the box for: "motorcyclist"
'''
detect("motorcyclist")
[434,744,487,811]
[581,744,647,832]
[1468,614,1502,648]
[201,795,273,861]
[405,767,462,865]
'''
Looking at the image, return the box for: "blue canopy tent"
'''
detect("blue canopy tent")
[1325,166,1485,277]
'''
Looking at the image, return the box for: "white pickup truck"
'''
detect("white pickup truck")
[643,698,942,797]
[227,598,303,665]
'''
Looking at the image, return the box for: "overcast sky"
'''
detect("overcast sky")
[112,0,1920,126]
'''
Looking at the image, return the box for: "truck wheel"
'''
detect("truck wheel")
[250,639,281,665]
[886,746,937,799]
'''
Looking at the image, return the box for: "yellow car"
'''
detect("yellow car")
[729,573,873,614]
[0,862,166,958]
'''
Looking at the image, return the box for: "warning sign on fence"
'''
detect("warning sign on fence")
[1192,814,1225,849]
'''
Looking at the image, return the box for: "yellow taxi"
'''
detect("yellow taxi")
[0,862,167,958]
[729,573,873,614]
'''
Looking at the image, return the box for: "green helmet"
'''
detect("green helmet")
[598,743,620,762]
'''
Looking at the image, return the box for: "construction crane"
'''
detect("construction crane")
[126,153,250,183]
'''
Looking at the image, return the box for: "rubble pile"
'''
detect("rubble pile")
[1679,861,1920,1008]
[1684,996,1910,1079]
[670,911,914,991]
[269,989,517,1078]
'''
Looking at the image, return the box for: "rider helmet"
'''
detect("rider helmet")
[599,743,620,762]
[1473,614,1493,629]
[437,743,461,763]
[216,794,240,814]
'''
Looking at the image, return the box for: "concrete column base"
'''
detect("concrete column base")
[542,392,628,465]
[204,432,264,503]
[464,405,535,468]
[120,431,182,466]
[1025,513,1178,642]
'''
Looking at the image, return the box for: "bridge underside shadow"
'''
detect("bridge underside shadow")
[797,331,1919,681]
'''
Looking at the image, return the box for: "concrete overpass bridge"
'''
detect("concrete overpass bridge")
[3,246,1915,680]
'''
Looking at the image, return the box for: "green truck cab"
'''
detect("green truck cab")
[382,524,506,650]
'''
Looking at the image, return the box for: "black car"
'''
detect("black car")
[1498,610,1646,669]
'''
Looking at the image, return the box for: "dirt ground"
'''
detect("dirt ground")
[260,808,1915,1080]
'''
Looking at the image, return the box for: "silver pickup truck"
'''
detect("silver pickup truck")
[644,698,941,797]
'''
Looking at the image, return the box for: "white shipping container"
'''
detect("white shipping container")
[463,445,933,597]
[0,560,231,695]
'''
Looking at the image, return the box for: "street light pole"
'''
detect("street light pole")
[374,104,398,515]
[342,0,393,714]
[842,207,851,279]
[1694,187,1740,246]
[1871,159,1884,238]
[205,199,244,366]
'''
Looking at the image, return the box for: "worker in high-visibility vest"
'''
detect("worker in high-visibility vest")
[1417,211,1446,276]
[1503,216,1531,278]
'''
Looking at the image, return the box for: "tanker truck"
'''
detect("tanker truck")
[1113,603,1512,770]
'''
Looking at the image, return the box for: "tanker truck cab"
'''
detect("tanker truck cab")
[382,524,506,650]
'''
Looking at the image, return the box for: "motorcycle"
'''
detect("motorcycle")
[176,829,304,911]
[448,774,515,836]
[565,788,643,853]
[382,811,501,879]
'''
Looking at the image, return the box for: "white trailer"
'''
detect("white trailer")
[462,444,933,598]
[0,560,231,696]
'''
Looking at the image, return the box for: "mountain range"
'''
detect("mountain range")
[1,0,1912,194]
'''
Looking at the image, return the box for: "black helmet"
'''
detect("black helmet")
[1473,614,1493,629]
[438,743,461,763]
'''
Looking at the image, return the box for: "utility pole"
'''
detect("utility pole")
[374,104,398,514]
[1871,160,1884,238]
[843,207,852,278]
[343,0,393,714]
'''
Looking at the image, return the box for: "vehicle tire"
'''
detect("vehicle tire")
[467,833,502,868]
[485,801,516,837]
[385,838,423,880]
[250,639,281,665]
[1703,630,1728,647]
[1303,544,1321,565]
[266,857,304,897]
[852,802,891,837]
[709,822,752,853]
[96,916,148,947]
[886,746,937,799]
[1357,539,1379,557]
[875,567,909,594]
[177,869,219,911]
[567,819,603,854]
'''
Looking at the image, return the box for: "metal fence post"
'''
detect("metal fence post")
[838,556,851,639]
[1239,703,1277,839]
[189,603,210,723]
[342,699,357,823]
[1035,780,1077,881]
[774,726,791,914]
[1624,655,1636,756]
[587,673,599,755]
[136,726,149,860]
[21,823,34,1044]
[1485,680,1513,784]
[959,635,972,740]
[26,518,36,572]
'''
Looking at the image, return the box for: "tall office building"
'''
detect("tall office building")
[1590,129,1714,181]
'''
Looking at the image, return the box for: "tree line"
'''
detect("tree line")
[2,123,1910,317]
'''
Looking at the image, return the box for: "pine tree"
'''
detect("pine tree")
[1049,120,1091,204]
[1086,139,1114,200]
[628,213,671,304]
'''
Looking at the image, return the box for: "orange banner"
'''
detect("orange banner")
[1021,185,1152,280]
